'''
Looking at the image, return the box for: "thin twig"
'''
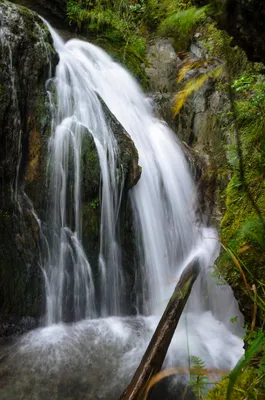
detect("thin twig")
[251,284,257,331]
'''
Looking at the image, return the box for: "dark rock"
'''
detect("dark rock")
[100,98,142,190]
[195,0,265,64]
[81,98,141,314]
[0,316,38,339]
[223,0,265,64]
[36,0,66,19]
[9,0,68,29]
[0,0,58,335]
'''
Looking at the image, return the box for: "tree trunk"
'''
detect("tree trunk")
[120,259,200,400]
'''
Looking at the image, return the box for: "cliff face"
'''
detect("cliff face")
[144,26,265,329]
[145,37,228,223]
[195,0,265,63]
[0,0,58,334]
[224,0,265,63]
[35,0,66,18]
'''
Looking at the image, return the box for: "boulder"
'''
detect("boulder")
[0,0,57,334]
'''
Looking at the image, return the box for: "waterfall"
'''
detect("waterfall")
[0,20,245,400]
[44,22,244,329]
[43,23,125,323]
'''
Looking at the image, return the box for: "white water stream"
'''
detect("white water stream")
[0,20,245,400]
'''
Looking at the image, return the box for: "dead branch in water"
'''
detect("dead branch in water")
[120,259,200,400]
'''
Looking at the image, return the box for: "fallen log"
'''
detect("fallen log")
[120,259,200,400]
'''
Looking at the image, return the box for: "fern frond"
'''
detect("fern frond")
[190,356,212,399]
[177,59,206,83]
[173,65,223,116]
[238,218,265,251]
[159,5,209,36]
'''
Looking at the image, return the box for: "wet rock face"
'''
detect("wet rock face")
[0,0,57,332]
[195,0,265,63]
[35,0,66,18]
[146,38,179,94]
[100,99,142,190]
[145,38,180,133]
[224,0,265,63]
[145,37,227,222]
[81,100,141,308]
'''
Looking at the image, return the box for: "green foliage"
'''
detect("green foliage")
[89,198,99,209]
[129,0,145,14]
[217,60,265,329]
[141,0,165,30]
[204,330,265,399]
[235,73,265,124]
[246,329,265,388]
[159,5,208,50]
[159,5,208,35]
[238,219,265,251]
[173,61,223,115]
[199,21,248,81]
[66,0,148,85]
[205,367,259,400]
[232,75,255,93]
[190,356,212,399]
[227,331,265,399]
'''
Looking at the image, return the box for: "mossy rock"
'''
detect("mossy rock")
[205,367,262,400]
[217,172,265,325]
[0,0,57,333]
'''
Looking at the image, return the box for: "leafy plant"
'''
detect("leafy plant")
[190,356,212,399]
[90,198,99,209]
[129,0,146,14]
[238,219,265,251]
[173,59,223,115]
[226,330,265,399]
[159,5,209,49]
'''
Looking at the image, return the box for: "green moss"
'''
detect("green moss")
[17,4,39,41]
[95,37,149,88]
[218,174,265,322]
[205,367,259,400]
[81,135,100,202]
[159,4,207,51]
[216,69,265,325]
[89,198,99,210]
[82,202,100,272]
[0,208,43,317]
[66,0,149,85]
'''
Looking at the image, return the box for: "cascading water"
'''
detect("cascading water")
[43,23,125,323]
[44,23,244,327]
[0,19,245,400]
